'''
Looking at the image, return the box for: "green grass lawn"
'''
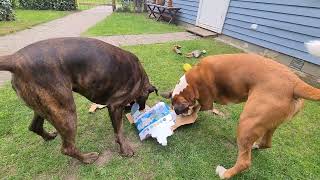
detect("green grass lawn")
[77,0,111,10]
[0,9,71,36]
[0,39,319,179]
[84,12,184,36]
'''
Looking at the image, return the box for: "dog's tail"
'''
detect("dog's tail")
[305,40,320,57]
[294,80,320,101]
[0,55,15,72]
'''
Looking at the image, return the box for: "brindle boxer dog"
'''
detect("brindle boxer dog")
[0,37,157,164]
[165,53,320,179]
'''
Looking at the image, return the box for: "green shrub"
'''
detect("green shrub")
[116,0,134,12]
[116,0,146,13]
[10,0,16,8]
[0,0,15,21]
[18,0,77,11]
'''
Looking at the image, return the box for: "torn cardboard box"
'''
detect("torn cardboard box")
[126,102,199,146]
[89,103,107,113]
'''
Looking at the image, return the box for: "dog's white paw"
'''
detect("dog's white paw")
[252,142,260,149]
[216,165,227,179]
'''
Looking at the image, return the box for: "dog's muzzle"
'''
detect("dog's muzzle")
[182,106,194,116]
[174,101,199,116]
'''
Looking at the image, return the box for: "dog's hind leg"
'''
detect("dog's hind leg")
[216,118,265,179]
[253,98,304,150]
[12,77,99,163]
[29,112,58,141]
[216,93,293,179]
[108,105,134,157]
[27,88,98,163]
[48,103,99,164]
[252,128,276,150]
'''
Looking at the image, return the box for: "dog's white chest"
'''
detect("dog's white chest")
[172,75,188,97]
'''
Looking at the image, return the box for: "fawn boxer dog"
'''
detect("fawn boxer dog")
[0,37,157,163]
[166,53,320,179]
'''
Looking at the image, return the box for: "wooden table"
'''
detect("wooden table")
[146,3,181,24]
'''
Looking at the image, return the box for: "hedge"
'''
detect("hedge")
[18,0,77,11]
[0,0,15,21]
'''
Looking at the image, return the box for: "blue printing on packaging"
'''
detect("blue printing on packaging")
[133,103,171,133]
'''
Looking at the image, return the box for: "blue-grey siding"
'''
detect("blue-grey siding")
[222,0,320,65]
[173,0,199,24]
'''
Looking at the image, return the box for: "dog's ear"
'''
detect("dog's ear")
[148,85,158,95]
[160,91,172,99]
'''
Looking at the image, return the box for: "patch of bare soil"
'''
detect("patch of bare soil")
[94,149,114,167]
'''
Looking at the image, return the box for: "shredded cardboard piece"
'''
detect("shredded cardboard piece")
[186,49,207,58]
[172,105,200,130]
[212,108,225,117]
[89,103,107,113]
[171,112,198,131]
[125,113,135,124]
[173,45,182,55]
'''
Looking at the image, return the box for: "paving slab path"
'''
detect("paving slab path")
[96,32,197,47]
[0,6,198,86]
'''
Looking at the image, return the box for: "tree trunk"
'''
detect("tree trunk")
[135,0,143,13]
[112,0,116,11]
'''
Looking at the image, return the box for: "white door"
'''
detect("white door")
[196,0,231,33]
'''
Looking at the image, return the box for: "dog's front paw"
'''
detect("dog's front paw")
[216,165,227,179]
[43,131,58,141]
[120,143,135,157]
[252,142,260,150]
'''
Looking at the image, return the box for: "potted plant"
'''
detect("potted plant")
[156,0,165,6]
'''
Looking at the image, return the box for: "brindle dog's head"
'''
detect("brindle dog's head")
[162,75,198,115]
[136,83,158,111]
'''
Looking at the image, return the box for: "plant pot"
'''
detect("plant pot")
[167,0,173,7]
[156,0,165,6]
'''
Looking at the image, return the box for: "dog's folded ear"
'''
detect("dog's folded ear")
[148,85,158,95]
[160,91,172,99]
